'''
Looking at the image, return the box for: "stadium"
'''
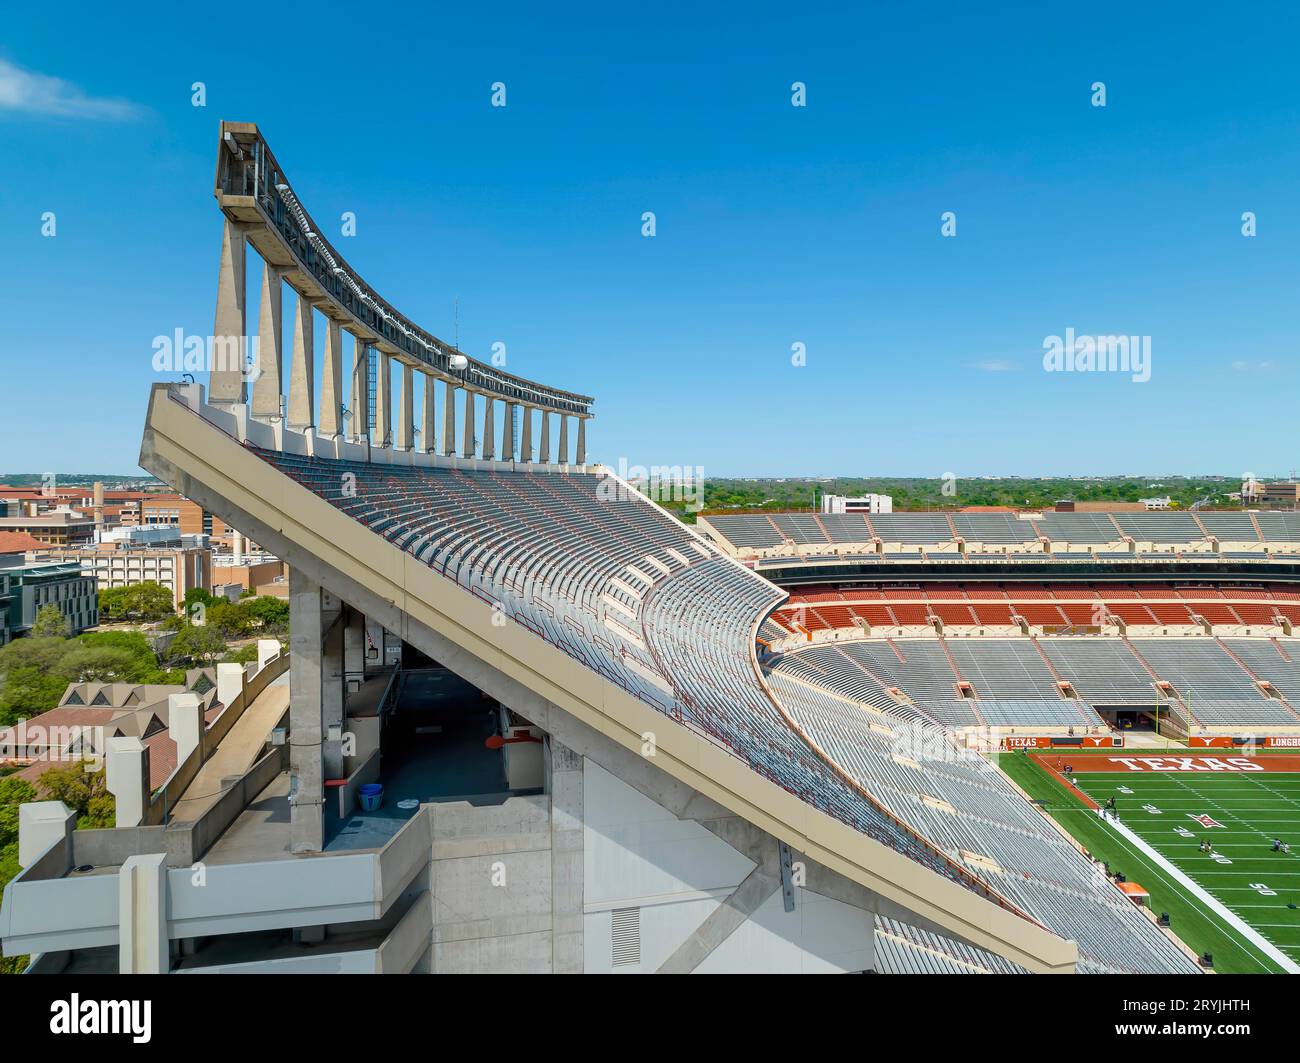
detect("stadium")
[3,122,1297,977]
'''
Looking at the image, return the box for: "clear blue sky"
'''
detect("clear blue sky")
[2,1,1298,478]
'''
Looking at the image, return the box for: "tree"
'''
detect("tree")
[169,623,228,666]
[0,638,73,725]
[0,629,171,724]
[35,763,114,829]
[30,604,69,639]
[97,581,175,623]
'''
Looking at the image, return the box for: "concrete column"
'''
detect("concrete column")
[322,595,345,782]
[343,607,367,684]
[349,333,370,443]
[461,388,476,458]
[211,219,249,404]
[216,662,244,710]
[18,801,75,869]
[288,568,341,853]
[168,692,203,767]
[576,417,587,465]
[105,737,150,828]
[287,294,315,431]
[482,397,496,460]
[538,410,551,465]
[374,352,392,447]
[422,373,437,453]
[397,362,415,450]
[320,317,344,437]
[501,402,516,461]
[251,265,283,419]
[558,415,570,465]
[119,854,169,974]
[520,406,533,463]
[550,740,584,973]
[442,384,458,456]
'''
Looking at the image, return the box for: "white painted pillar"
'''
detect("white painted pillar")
[216,661,244,709]
[558,415,570,465]
[18,801,75,869]
[257,638,281,670]
[119,853,169,974]
[105,737,150,829]
[576,417,587,464]
[168,692,203,767]
[252,265,284,419]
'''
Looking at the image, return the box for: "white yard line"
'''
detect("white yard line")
[1102,811,1300,973]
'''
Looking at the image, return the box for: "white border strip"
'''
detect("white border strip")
[1103,811,1300,973]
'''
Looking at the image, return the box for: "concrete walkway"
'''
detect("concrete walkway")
[168,674,291,824]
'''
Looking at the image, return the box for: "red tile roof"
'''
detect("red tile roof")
[0,531,49,554]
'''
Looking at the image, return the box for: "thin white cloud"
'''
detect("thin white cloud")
[965,359,1017,372]
[1231,359,1274,372]
[0,58,143,120]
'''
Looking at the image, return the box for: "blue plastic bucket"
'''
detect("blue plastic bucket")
[359,783,383,812]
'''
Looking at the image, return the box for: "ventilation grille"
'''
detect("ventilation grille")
[611,907,641,967]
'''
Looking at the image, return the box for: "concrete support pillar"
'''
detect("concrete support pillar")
[538,410,551,465]
[322,598,345,783]
[286,294,315,431]
[501,402,516,461]
[558,415,570,466]
[288,569,342,853]
[374,352,392,447]
[422,373,437,453]
[482,397,496,460]
[216,662,244,710]
[168,692,203,767]
[520,406,533,463]
[349,333,370,444]
[397,362,414,450]
[105,737,150,829]
[343,607,367,684]
[211,219,249,404]
[18,801,75,869]
[252,265,283,419]
[461,389,476,458]
[442,384,458,456]
[319,317,344,437]
[119,854,169,974]
[576,417,587,465]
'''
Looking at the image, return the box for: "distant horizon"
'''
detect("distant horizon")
[4,6,1300,474]
[0,470,1286,482]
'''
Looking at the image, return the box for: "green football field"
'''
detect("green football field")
[998,753,1300,973]
[1071,770,1300,971]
